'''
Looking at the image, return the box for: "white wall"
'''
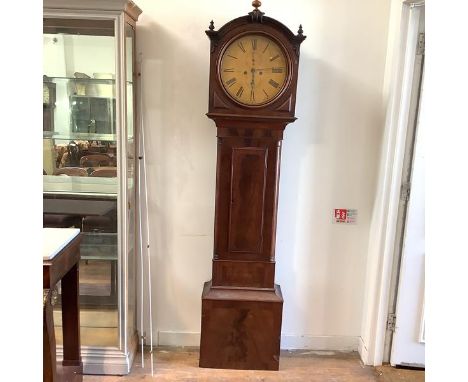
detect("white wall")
[136,0,391,349]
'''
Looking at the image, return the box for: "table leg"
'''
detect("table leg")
[43,289,57,382]
[61,263,82,369]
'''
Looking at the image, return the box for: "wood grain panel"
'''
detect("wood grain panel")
[200,281,283,371]
[228,147,268,253]
[212,259,275,288]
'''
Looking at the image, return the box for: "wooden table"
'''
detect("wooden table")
[43,228,83,382]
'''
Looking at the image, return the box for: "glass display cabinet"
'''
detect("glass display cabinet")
[43,0,142,375]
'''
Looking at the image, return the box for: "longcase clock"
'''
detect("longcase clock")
[200,1,305,371]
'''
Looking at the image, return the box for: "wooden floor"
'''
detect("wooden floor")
[83,347,425,382]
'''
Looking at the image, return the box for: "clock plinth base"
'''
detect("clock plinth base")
[199,281,283,371]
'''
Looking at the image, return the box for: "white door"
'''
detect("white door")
[390,72,425,368]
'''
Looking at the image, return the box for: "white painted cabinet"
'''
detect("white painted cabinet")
[43,0,142,375]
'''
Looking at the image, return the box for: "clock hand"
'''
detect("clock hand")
[227,69,250,72]
[251,46,256,88]
[255,67,286,71]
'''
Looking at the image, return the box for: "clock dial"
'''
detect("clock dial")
[219,34,289,106]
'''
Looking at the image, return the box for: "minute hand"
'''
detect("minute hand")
[255,67,285,71]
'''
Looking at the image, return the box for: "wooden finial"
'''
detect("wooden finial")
[249,0,264,22]
[298,24,303,36]
[209,20,215,30]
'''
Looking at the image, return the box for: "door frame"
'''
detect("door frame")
[384,16,424,365]
[358,0,425,366]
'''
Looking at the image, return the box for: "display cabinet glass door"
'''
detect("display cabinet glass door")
[43,18,119,348]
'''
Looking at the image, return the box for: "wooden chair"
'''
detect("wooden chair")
[53,167,88,176]
[79,154,111,167]
[90,167,117,177]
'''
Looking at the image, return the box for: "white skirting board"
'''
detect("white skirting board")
[155,331,359,351]
[358,336,369,363]
[280,335,359,351]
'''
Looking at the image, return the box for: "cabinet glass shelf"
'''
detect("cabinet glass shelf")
[43,131,117,141]
[45,76,132,85]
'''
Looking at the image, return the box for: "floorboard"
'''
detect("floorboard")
[81,347,424,381]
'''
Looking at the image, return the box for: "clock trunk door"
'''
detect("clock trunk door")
[214,135,281,262]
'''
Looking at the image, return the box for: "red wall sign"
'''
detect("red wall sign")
[334,209,357,224]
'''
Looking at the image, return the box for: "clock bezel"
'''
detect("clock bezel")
[217,31,293,108]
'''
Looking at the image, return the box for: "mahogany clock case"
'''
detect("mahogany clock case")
[200,9,305,371]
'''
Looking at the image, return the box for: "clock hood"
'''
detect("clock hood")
[205,4,306,125]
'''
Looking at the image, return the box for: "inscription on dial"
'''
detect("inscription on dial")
[220,34,288,106]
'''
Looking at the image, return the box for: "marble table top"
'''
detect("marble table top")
[43,228,80,260]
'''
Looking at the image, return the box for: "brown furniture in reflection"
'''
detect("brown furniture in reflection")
[82,215,116,232]
[54,167,88,177]
[79,154,111,167]
[90,167,117,177]
[43,214,82,228]
[43,233,82,382]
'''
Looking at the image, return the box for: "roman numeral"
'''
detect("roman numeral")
[226,77,237,87]
[227,55,238,59]
[236,86,244,98]
[250,89,255,101]
[262,42,270,54]
[270,54,280,62]
[223,68,234,72]
[263,89,269,99]
[251,39,257,50]
[238,41,246,53]
[272,67,284,73]
[269,79,279,88]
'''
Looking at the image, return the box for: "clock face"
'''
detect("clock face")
[219,34,289,106]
